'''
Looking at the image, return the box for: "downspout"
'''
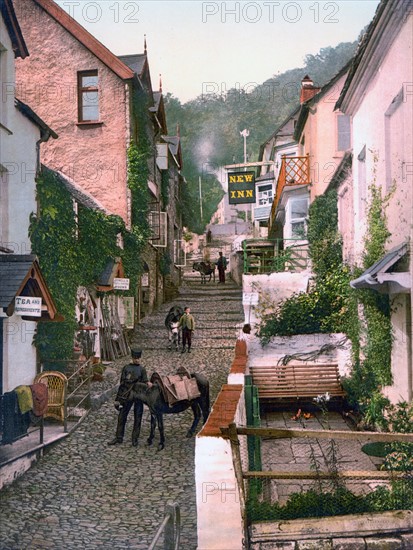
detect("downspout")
[35,130,52,176]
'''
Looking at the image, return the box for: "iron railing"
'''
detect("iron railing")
[148,501,181,550]
[242,238,308,274]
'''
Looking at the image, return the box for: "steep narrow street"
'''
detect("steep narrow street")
[0,267,243,549]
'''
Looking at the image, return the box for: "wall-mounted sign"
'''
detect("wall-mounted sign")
[15,296,42,317]
[242,292,259,305]
[141,273,149,287]
[113,278,130,290]
[228,171,256,204]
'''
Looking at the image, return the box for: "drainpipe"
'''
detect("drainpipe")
[35,131,52,176]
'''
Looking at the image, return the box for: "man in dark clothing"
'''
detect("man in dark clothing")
[108,348,148,447]
[216,251,227,284]
[178,306,195,353]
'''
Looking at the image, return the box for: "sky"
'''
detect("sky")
[56,0,380,103]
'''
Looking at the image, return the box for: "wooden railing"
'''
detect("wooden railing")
[269,155,311,234]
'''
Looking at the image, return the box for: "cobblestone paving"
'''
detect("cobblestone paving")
[0,277,244,550]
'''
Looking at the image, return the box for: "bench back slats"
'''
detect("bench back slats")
[250,362,345,400]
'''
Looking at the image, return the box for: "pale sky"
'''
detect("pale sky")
[56,0,380,102]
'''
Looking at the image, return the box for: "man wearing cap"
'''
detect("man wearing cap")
[108,348,148,447]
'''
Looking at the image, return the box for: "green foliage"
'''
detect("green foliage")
[30,166,146,361]
[258,190,355,343]
[159,252,172,276]
[363,185,390,270]
[161,170,169,207]
[247,482,413,522]
[164,40,357,232]
[307,190,342,278]
[127,144,151,240]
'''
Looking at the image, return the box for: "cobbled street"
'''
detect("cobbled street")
[0,274,243,550]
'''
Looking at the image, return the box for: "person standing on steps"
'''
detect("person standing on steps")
[108,348,149,447]
[216,251,227,284]
[178,306,195,353]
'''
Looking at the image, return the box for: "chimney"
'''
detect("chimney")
[300,75,321,104]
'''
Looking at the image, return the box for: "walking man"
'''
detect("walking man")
[179,306,195,353]
[216,251,227,284]
[108,347,149,447]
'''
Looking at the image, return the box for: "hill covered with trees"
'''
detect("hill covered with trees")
[166,40,358,233]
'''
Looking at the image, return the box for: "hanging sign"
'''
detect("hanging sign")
[15,296,42,317]
[113,278,130,290]
[228,171,256,204]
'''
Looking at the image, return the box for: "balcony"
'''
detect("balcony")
[242,238,309,274]
[269,155,310,233]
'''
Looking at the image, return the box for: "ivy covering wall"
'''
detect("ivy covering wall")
[257,185,393,412]
[30,162,148,361]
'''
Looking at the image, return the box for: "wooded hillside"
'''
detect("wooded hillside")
[166,40,358,233]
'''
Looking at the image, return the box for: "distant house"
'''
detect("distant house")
[0,0,58,394]
[335,0,413,403]
[257,105,300,239]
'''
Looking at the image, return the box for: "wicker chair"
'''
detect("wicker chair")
[34,371,68,422]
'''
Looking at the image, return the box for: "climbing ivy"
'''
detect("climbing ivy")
[258,190,355,344]
[257,182,393,416]
[30,166,147,361]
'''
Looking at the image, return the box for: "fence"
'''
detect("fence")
[221,422,413,530]
[242,238,308,274]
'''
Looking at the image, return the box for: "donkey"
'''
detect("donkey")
[131,373,210,451]
[164,306,184,350]
[193,262,215,284]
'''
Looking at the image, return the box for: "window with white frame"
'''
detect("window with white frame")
[257,183,273,205]
[337,114,351,151]
[174,239,186,266]
[149,211,167,247]
[288,197,309,238]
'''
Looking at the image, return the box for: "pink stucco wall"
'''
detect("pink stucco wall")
[299,73,348,201]
[14,0,129,222]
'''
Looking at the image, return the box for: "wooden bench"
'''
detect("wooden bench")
[250,362,346,401]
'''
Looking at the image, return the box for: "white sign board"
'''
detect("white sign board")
[113,278,130,290]
[242,292,259,305]
[141,273,149,287]
[15,296,42,317]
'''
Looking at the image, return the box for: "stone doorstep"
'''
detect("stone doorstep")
[249,510,413,542]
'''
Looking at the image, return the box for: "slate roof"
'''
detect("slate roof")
[350,242,409,290]
[97,258,123,287]
[118,54,147,77]
[0,0,29,58]
[0,255,36,307]
[162,135,180,156]
[335,0,388,111]
[15,99,58,139]
[42,166,111,214]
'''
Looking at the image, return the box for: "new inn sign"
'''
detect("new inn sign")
[228,171,256,204]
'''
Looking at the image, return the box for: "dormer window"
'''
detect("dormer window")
[78,70,99,122]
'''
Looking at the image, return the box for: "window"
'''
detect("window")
[149,211,167,247]
[257,184,273,205]
[289,198,308,238]
[78,70,99,122]
[337,114,351,151]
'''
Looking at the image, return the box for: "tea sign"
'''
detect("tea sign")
[15,296,42,317]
